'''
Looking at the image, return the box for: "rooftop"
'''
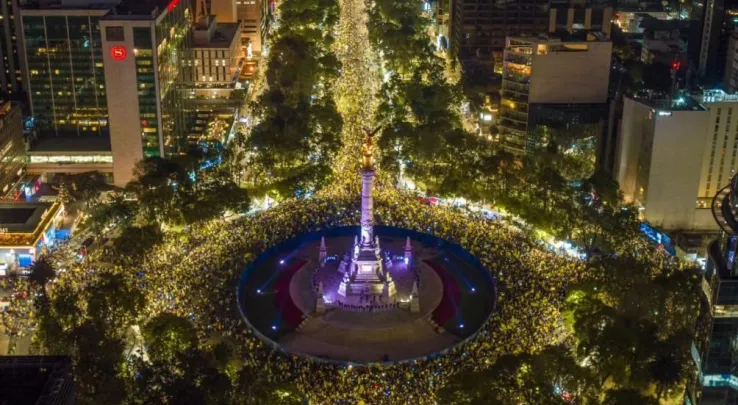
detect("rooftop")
[103,0,181,19]
[20,0,118,11]
[29,135,111,153]
[0,202,58,234]
[628,92,706,111]
[0,356,74,405]
[193,15,239,48]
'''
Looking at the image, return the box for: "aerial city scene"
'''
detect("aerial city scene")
[0,0,737,403]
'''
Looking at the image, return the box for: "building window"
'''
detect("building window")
[105,26,125,42]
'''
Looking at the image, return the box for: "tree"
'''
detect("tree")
[85,193,136,234]
[27,256,55,290]
[126,157,192,226]
[110,224,163,263]
[85,271,144,338]
[602,389,659,405]
[57,180,72,205]
[142,313,198,363]
[437,346,595,405]
[72,171,105,208]
[72,321,128,405]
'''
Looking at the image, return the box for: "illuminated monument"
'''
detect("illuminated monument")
[336,133,397,301]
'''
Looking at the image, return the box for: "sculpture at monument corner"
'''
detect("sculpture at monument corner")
[404,236,412,262]
[319,236,327,267]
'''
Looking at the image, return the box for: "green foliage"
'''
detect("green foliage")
[367,0,487,196]
[85,271,144,338]
[109,224,163,264]
[85,193,136,234]
[244,0,343,197]
[126,157,250,227]
[142,313,198,363]
[438,346,597,405]
[28,256,56,290]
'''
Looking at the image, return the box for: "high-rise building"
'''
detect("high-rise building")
[195,0,236,23]
[615,90,738,231]
[185,14,241,85]
[0,0,25,100]
[548,0,612,38]
[701,172,738,404]
[100,0,194,186]
[236,0,269,56]
[449,0,611,70]
[693,0,738,85]
[19,3,111,138]
[0,101,26,194]
[724,28,738,92]
[0,356,76,405]
[497,35,611,153]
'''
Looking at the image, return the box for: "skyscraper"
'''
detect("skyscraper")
[100,0,194,185]
[498,35,611,153]
[449,0,611,70]
[19,4,110,137]
[0,0,24,100]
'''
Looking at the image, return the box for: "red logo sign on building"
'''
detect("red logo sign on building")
[111,46,127,61]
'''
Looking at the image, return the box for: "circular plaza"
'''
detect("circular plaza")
[237,226,496,363]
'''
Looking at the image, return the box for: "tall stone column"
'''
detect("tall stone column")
[360,168,375,246]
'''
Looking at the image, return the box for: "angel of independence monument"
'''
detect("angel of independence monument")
[336,134,398,301]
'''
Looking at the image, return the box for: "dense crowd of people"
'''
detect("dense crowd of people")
[113,185,599,404]
[0,175,688,404]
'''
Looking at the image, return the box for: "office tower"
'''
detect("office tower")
[195,0,236,22]
[236,0,268,56]
[0,0,24,99]
[498,35,611,153]
[449,0,611,70]
[548,0,613,38]
[694,0,738,85]
[100,0,194,186]
[185,14,241,85]
[701,169,738,404]
[19,3,111,137]
[615,90,738,231]
[0,101,25,194]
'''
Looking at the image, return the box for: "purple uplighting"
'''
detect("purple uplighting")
[279,259,285,265]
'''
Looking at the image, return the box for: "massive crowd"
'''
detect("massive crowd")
[0,176,686,404]
[114,185,598,404]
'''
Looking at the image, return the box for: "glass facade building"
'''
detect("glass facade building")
[20,9,108,137]
[154,1,193,155]
[0,0,24,99]
[101,0,195,185]
[133,27,158,157]
[0,102,25,194]
[702,173,738,404]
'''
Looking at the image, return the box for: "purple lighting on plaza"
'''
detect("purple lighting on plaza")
[404,257,409,265]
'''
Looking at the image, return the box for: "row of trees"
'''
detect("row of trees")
[439,253,703,404]
[364,0,638,257]
[29,258,299,405]
[84,155,249,265]
[366,0,486,193]
[243,0,344,196]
